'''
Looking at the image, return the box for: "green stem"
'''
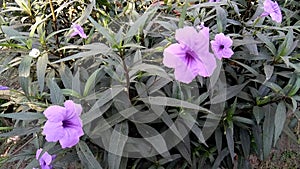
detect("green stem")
[49,0,60,48]
[178,0,189,28]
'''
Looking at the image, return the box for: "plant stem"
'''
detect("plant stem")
[49,0,60,48]
[178,0,189,28]
[122,58,130,98]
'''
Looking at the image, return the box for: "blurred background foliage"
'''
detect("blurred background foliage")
[0,0,300,168]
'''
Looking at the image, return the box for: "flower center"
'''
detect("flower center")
[185,51,196,65]
[62,120,73,128]
[219,45,224,50]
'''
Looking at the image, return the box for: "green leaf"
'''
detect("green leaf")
[148,77,171,94]
[212,148,229,169]
[240,129,250,157]
[108,122,128,169]
[216,6,227,33]
[87,106,139,134]
[61,89,82,98]
[82,86,124,125]
[59,63,73,89]
[0,112,44,120]
[124,5,158,43]
[176,142,191,164]
[83,68,104,97]
[273,101,286,146]
[76,141,103,169]
[226,127,234,162]
[36,53,48,94]
[19,56,32,96]
[181,113,206,145]
[160,111,184,140]
[88,16,116,45]
[24,158,39,169]
[243,31,258,55]
[1,26,27,44]
[135,123,171,157]
[229,59,259,76]
[256,32,276,56]
[264,65,274,81]
[47,78,65,105]
[75,0,95,25]
[263,105,275,160]
[277,29,294,57]
[0,127,40,137]
[232,116,254,125]
[139,96,213,114]
[287,73,300,96]
[210,82,248,104]
[53,43,111,63]
[15,0,32,16]
[129,63,171,81]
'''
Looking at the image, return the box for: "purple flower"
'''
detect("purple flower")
[0,86,9,90]
[42,100,84,148]
[209,0,220,2]
[163,26,216,84]
[70,24,87,39]
[210,33,234,60]
[35,148,55,169]
[261,0,282,23]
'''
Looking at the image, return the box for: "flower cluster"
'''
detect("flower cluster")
[70,23,87,39]
[261,0,282,23]
[163,25,233,84]
[211,33,234,60]
[35,148,55,169]
[42,100,84,149]
[0,85,9,90]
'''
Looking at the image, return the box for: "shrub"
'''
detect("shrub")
[0,0,299,168]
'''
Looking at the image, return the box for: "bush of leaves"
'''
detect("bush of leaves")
[0,0,299,168]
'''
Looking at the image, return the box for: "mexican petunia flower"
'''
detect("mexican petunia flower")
[163,26,216,84]
[35,148,56,169]
[209,0,220,2]
[210,33,234,60]
[70,24,87,39]
[42,100,84,149]
[0,86,9,90]
[261,0,282,23]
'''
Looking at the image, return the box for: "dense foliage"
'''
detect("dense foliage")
[0,0,300,168]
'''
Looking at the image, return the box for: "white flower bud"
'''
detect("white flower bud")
[29,48,40,58]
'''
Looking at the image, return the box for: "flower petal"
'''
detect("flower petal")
[222,36,233,48]
[64,100,82,119]
[42,152,53,165]
[163,43,186,68]
[79,31,87,39]
[270,12,282,23]
[0,86,9,90]
[175,27,203,48]
[174,64,197,84]
[59,126,84,148]
[36,148,42,160]
[43,105,66,122]
[197,52,217,77]
[65,115,83,129]
[221,48,234,58]
[42,121,64,142]
[70,31,78,37]
[72,24,87,39]
[263,0,274,13]
[261,11,270,17]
